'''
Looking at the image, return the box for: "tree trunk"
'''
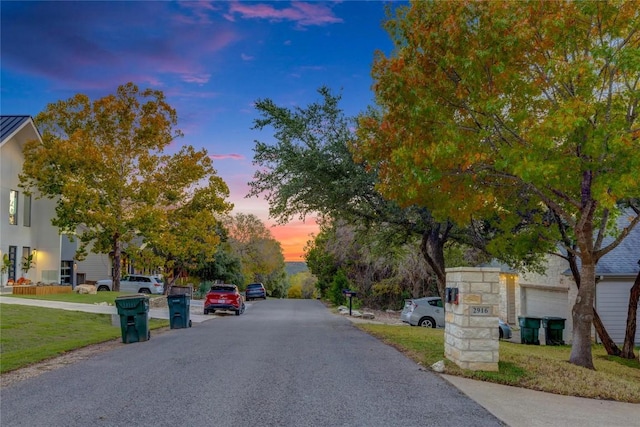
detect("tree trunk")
[569,212,597,370]
[164,266,183,295]
[565,236,621,355]
[112,235,121,292]
[593,310,622,356]
[420,226,447,301]
[622,270,640,359]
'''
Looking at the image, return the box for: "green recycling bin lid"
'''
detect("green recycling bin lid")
[115,294,149,309]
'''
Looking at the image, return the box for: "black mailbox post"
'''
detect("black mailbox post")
[342,289,357,316]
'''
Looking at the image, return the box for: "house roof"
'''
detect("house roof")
[595,212,640,276]
[0,115,32,143]
[483,211,640,278]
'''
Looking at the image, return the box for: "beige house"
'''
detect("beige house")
[497,216,640,345]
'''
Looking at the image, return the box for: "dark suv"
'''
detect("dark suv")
[245,283,266,300]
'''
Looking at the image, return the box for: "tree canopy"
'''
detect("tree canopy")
[250,87,550,304]
[357,1,640,369]
[20,82,232,290]
[222,213,287,296]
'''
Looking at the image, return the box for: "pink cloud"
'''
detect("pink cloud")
[226,1,343,27]
[175,1,222,24]
[210,153,245,160]
[180,73,212,84]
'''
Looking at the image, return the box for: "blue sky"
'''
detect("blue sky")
[1,0,401,260]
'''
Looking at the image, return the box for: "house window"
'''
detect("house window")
[8,246,17,281]
[60,261,73,284]
[9,190,18,225]
[23,194,31,227]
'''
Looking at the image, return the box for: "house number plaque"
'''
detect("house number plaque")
[470,305,491,316]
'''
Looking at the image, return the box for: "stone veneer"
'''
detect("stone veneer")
[444,267,501,372]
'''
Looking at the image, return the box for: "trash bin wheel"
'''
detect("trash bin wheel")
[147,330,151,340]
[189,320,192,327]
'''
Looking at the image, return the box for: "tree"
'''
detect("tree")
[1,253,11,286]
[222,213,287,295]
[248,88,462,302]
[304,225,339,299]
[250,88,547,306]
[193,240,245,286]
[329,269,349,306]
[146,173,233,291]
[20,82,229,291]
[357,1,640,369]
[20,253,35,279]
[289,271,318,299]
[622,269,639,359]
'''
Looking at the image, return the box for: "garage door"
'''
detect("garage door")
[522,287,569,319]
[596,280,640,345]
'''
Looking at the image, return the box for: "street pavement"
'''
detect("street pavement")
[1,292,639,426]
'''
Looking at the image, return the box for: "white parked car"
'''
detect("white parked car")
[96,275,164,294]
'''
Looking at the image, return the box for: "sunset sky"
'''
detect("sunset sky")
[1,1,400,261]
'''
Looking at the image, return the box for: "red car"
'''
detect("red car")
[204,284,245,316]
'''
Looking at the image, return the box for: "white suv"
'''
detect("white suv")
[95,275,164,294]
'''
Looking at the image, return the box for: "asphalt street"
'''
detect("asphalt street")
[0,298,504,427]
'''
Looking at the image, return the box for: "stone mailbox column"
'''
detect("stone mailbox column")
[444,267,501,371]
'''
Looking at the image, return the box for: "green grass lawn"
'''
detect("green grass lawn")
[0,293,169,373]
[357,324,640,403]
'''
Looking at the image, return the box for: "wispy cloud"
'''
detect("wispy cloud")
[241,53,255,61]
[226,1,343,28]
[210,153,245,160]
[181,73,212,84]
[0,1,239,89]
[175,1,222,25]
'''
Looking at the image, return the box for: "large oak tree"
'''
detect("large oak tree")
[249,88,549,306]
[356,1,639,369]
[20,83,231,291]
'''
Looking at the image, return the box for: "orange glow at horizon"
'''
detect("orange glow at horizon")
[269,218,320,261]
[226,180,320,262]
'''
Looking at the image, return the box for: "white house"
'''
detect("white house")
[0,116,62,285]
[1,115,152,287]
[498,214,640,345]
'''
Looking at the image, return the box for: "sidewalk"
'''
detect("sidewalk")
[0,293,211,323]
[442,374,640,427]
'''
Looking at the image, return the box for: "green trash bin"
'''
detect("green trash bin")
[542,317,566,345]
[115,294,150,343]
[518,316,541,345]
[167,293,192,329]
